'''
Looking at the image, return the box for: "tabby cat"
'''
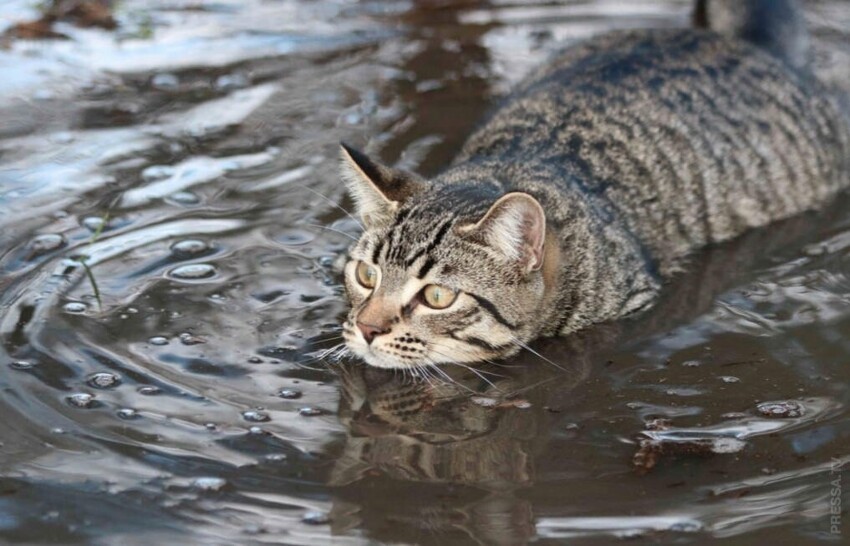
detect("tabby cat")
[339,0,850,369]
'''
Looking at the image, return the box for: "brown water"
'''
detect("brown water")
[0,1,849,544]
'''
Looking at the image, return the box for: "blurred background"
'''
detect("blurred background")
[0,1,849,544]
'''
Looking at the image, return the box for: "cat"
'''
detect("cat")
[338,0,850,370]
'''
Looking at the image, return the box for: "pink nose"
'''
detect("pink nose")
[357,321,390,344]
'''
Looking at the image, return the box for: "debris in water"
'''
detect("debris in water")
[757,400,805,418]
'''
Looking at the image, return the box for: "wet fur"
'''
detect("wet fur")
[339,0,850,369]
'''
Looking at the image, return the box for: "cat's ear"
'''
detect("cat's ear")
[460,192,546,272]
[339,143,425,227]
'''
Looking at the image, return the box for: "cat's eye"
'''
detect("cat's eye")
[421,284,458,309]
[355,261,379,289]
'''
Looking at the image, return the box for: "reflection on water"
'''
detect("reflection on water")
[0,0,849,544]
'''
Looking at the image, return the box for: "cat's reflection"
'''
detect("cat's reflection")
[325,337,597,544]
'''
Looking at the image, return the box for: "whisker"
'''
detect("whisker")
[510,336,567,372]
[305,223,358,242]
[296,184,364,231]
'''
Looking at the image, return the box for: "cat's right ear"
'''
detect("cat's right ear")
[339,143,425,227]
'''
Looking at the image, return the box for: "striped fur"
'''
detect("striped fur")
[340,0,850,369]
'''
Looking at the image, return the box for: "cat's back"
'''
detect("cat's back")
[457,28,850,272]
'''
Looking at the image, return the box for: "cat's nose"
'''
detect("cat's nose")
[357,321,390,344]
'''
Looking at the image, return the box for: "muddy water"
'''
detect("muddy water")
[0,0,849,544]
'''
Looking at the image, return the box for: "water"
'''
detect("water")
[0,0,848,544]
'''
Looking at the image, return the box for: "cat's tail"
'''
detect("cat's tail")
[693,0,809,71]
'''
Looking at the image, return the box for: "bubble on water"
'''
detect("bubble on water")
[205,423,217,431]
[265,454,287,462]
[681,360,701,368]
[179,332,206,345]
[170,239,209,257]
[151,72,180,90]
[67,393,96,408]
[757,400,805,418]
[301,511,330,525]
[167,191,201,205]
[243,410,270,423]
[720,376,740,383]
[298,407,323,417]
[28,233,66,256]
[9,360,35,370]
[277,229,315,246]
[87,372,121,389]
[247,356,263,364]
[248,426,265,435]
[191,477,226,491]
[82,216,106,232]
[138,386,162,396]
[215,73,249,91]
[117,408,139,420]
[63,302,87,314]
[278,389,302,400]
[149,336,169,346]
[141,165,175,181]
[169,263,217,280]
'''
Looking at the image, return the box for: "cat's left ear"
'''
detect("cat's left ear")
[459,192,546,273]
[339,143,426,227]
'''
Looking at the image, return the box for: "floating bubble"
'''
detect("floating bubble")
[151,72,180,90]
[191,477,226,491]
[149,336,169,346]
[301,511,330,525]
[171,239,209,257]
[265,454,287,462]
[298,407,323,417]
[243,410,270,422]
[167,191,201,205]
[757,400,805,418]
[63,302,87,314]
[278,389,302,400]
[141,165,175,181]
[179,332,206,345]
[169,263,217,280]
[28,233,65,256]
[9,361,35,370]
[87,372,121,389]
[138,386,162,396]
[116,408,139,420]
[82,216,106,232]
[67,393,96,408]
[720,376,740,383]
[215,73,249,91]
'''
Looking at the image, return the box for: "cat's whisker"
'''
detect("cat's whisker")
[509,336,567,372]
[305,223,358,242]
[295,184,364,231]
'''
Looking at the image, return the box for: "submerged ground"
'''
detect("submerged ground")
[0,1,848,544]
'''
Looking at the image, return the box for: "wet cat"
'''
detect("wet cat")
[339,0,850,369]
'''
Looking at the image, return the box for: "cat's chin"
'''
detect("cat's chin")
[353,348,419,369]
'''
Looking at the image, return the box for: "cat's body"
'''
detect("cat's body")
[339,0,850,369]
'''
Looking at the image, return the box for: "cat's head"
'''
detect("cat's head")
[339,144,549,369]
